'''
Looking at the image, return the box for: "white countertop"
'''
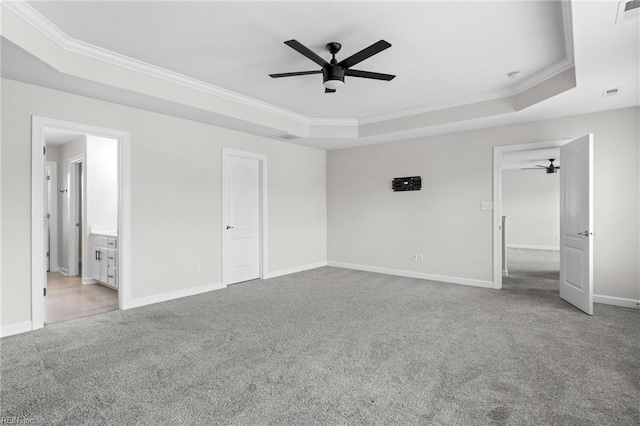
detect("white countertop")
[90,225,118,238]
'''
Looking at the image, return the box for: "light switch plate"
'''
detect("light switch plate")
[481,201,493,210]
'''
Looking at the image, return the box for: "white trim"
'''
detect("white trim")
[31,116,132,329]
[492,139,572,290]
[327,261,494,289]
[264,261,328,279]
[0,321,33,338]
[593,294,640,309]
[124,282,226,310]
[58,267,69,276]
[309,118,358,127]
[45,161,58,272]
[222,148,268,286]
[358,60,575,126]
[561,0,575,63]
[67,153,85,278]
[31,117,46,330]
[507,244,560,251]
[4,0,576,131]
[82,277,98,285]
[3,0,309,125]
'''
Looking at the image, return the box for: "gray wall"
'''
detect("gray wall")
[502,169,559,249]
[328,107,640,300]
[1,79,327,326]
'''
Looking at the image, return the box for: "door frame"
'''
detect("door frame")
[45,160,58,272]
[31,116,132,330]
[221,148,268,285]
[492,138,571,289]
[67,154,85,278]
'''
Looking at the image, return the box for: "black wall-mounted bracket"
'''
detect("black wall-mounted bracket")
[392,176,421,192]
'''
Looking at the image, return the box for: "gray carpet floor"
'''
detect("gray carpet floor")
[1,254,639,425]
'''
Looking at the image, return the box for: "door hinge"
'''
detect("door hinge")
[43,288,47,297]
[46,213,51,219]
[43,146,46,155]
[46,251,50,258]
[46,175,51,181]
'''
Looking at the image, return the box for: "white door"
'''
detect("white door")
[45,165,51,272]
[223,152,262,285]
[559,134,594,315]
[43,158,49,320]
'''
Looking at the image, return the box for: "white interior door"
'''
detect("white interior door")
[45,165,51,272]
[223,152,261,285]
[559,134,594,315]
[43,158,49,320]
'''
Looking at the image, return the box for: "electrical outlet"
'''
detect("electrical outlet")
[195,264,201,273]
[480,201,493,210]
[419,254,424,262]
[412,254,418,262]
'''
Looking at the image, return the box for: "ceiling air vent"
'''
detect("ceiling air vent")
[616,1,640,23]
[271,133,302,141]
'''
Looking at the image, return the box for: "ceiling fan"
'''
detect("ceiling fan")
[269,39,395,93]
[522,159,561,174]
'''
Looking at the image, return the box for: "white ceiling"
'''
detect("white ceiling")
[26,1,567,119]
[501,147,560,170]
[44,128,85,146]
[3,1,639,150]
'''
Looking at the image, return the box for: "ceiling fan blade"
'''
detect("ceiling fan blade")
[535,165,547,168]
[345,69,395,81]
[337,40,392,69]
[521,168,544,170]
[269,70,322,78]
[325,88,336,93]
[284,40,329,67]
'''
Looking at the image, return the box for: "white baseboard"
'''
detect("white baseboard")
[594,294,640,309]
[0,321,33,338]
[82,277,98,285]
[50,265,59,272]
[123,281,226,310]
[327,261,494,289]
[264,261,328,279]
[58,267,69,276]
[507,244,560,251]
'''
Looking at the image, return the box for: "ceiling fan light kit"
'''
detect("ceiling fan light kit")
[269,39,395,93]
[521,158,561,174]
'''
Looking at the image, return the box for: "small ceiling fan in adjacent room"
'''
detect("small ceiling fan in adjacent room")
[269,39,395,93]
[522,159,561,174]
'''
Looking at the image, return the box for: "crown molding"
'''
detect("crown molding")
[358,59,575,126]
[2,0,312,125]
[309,118,358,126]
[358,1,575,126]
[3,0,577,134]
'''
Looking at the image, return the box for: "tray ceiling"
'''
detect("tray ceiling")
[2,1,637,149]
[26,1,569,120]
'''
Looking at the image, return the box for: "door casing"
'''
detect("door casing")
[31,116,132,330]
[45,161,58,272]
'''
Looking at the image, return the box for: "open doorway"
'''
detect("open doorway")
[32,117,131,331]
[493,136,595,315]
[501,154,560,298]
[43,130,119,324]
[493,139,570,289]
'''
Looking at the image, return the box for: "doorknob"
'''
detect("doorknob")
[577,231,595,236]
[226,225,234,230]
